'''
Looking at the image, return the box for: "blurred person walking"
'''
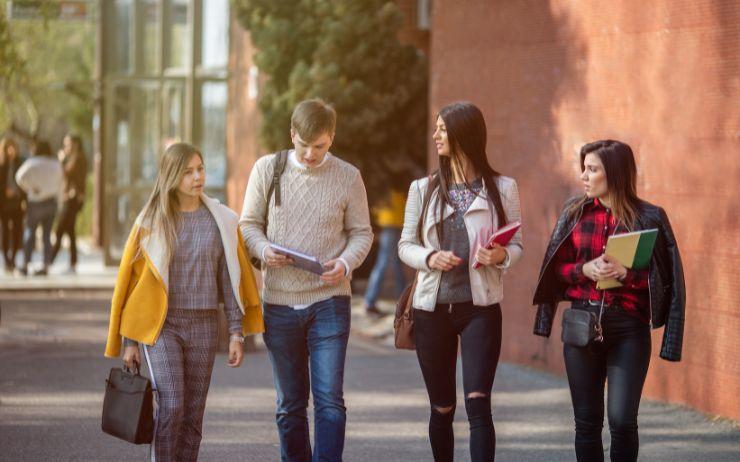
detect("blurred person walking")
[0,137,26,273]
[14,140,62,276]
[363,178,408,318]
[105,142,264,462]
[50,133,88,273]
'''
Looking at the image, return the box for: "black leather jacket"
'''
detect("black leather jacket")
[532,197,686,361]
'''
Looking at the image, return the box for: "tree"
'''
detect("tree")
[0,0,95,143]
[233,0,428,199]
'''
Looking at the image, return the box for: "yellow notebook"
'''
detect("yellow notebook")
[597,229,658,290]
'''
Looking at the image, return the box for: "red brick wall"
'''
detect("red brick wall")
[428,0,740,419]
[395,0,431,54]
[226,17,261,214]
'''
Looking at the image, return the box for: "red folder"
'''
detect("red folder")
[472,221,521,269]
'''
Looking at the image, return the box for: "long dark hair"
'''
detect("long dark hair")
[65,133,85,160]
[0,137,19,166]
[566,139,640,229]
[417,102,508,242]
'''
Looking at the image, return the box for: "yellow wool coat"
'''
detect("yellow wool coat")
[104,195,264,358]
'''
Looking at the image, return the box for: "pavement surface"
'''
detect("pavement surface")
[0,239,116,293]
[1,296,738,461]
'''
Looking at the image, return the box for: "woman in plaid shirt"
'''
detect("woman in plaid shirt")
[532,140,685,462]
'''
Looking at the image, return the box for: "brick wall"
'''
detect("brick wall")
[428,0,740,419]
[226,17,261,214]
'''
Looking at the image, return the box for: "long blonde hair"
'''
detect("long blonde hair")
[137,142,203,260]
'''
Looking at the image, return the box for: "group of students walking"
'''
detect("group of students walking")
[0,134,87,276]
[105,99,685,462]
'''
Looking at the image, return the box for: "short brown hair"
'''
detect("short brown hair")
[291,99,336,142]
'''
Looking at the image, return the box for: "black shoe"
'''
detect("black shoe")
[365,306,386,319]
[32,267,48,276]
[16,267,28,277]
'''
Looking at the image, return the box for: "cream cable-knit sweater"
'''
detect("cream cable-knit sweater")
[239,152,373,306]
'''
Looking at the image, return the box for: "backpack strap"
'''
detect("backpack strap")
[266,150,289,209]
[251,150,290,269]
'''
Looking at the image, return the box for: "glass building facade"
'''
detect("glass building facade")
[100,0,230,262]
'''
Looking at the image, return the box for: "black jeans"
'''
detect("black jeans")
[51,199,82,267]
[414,301,502,462]
[564,302,652,462]
[1,206,23,269]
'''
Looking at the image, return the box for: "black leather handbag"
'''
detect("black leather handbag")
[561,298,606,347]
[101,367,154,444]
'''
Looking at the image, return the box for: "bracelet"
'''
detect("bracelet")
[229,334,245,343]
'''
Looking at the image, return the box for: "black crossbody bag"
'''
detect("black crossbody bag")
[561,296,606,347]
[561,219,622,347]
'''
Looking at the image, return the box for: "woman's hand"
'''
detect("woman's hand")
[475,243,507,267]
[582,257,609,282]
[227,338,244,368]
[122,345,141,371]
[428,251,463,271]
[600,254,628,280]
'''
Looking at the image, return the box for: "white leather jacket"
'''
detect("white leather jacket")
[398,175,523,311]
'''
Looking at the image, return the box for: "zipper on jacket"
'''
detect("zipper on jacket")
[534,206,584,291]
[647,263,654,328]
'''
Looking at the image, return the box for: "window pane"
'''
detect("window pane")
[112,87,132,187]
[106,0,132,74]
[162,81,185,145]
[142,0,160,75]
[136,86,160,185]
[201,0,229,69]
[166,0,191,69]
[199,82,227,188]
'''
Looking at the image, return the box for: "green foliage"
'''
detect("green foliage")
[233,0,428,197]
[0,0,95,140]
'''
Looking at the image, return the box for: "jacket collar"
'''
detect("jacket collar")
[135,194,243,311]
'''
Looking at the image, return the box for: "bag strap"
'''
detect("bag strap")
[263,150,290,227]
[595,218,623,342]
[403,271,420,317]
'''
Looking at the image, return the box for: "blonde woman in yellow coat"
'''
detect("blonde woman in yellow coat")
[105,142,263,462]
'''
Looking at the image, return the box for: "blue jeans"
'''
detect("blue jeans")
[364,227,405,308]
[263,296,351,462]
[23,198,57,268]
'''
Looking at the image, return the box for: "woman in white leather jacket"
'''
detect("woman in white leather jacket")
[398,101,523,461]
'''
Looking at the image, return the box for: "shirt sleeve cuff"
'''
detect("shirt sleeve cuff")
[495,248,511,269]
[338,257,351,277]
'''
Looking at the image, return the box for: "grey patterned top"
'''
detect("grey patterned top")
[437,179,483,304]
[123,205,242,347]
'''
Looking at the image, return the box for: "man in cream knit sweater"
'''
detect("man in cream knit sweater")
[239,99,373,461]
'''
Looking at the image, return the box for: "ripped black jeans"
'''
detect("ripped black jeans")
[414,301,502,462]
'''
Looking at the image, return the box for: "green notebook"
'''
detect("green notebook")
[597,228,658,290]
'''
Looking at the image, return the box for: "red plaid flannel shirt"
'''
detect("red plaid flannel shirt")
[553,199,650,323]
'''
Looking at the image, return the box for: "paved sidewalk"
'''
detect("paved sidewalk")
[0,238,116,292]
[1,297,738,461]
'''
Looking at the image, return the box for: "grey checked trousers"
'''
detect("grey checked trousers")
[144,309,219,462]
